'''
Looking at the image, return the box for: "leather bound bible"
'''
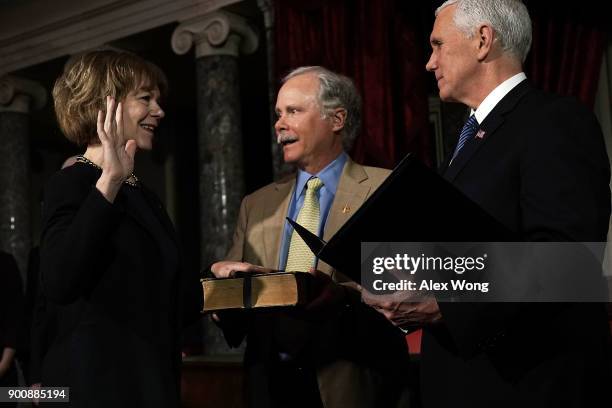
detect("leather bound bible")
[200,272,313,312]
[287,153,516,283]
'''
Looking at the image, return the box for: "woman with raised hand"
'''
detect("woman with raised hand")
[40,50,200,407]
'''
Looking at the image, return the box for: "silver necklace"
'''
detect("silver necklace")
[75,155,139,187]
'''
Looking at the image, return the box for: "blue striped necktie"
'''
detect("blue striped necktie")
[451,114,479,162]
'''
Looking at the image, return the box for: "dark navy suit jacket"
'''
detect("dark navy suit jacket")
[421,81,612,408]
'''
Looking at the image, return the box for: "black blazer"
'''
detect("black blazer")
[39,163,201,408]
[421,81,612,408]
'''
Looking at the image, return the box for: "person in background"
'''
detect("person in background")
[0,250,23,408]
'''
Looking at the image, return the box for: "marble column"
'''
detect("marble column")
[0,75,46,279]
[172,11,258,356]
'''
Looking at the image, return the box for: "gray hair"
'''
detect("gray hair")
[437,0,532,63]
[283,66,362,146]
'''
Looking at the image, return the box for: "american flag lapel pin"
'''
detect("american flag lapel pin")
[475,129,486,139]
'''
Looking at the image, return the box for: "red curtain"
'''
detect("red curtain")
[274,0,432,169]
[525,6,606,108]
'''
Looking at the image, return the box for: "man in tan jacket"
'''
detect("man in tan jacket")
[211,66,411,408]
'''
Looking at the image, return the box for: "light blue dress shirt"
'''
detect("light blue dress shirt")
[278,152,348,270]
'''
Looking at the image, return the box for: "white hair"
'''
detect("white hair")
[437,0,532,63]
[283,66,362,144]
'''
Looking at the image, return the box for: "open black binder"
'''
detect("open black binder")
[287,153,516,283]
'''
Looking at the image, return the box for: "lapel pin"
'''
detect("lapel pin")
[342,204,351,214]
[475,129,486,139]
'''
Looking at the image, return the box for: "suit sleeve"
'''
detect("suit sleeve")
[225,194,249,262]
[40,171,123,305]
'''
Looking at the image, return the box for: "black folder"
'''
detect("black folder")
[287,153,516,283]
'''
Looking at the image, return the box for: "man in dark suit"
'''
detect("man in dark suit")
[366,0,612,407]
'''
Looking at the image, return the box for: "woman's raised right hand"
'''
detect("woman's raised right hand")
[95,96,137,202]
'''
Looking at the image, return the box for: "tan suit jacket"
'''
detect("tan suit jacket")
[226,158,388,274]
[223,158,410,408]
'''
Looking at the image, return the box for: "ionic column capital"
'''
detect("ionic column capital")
[0,75,47,113]
[172,11,258,58]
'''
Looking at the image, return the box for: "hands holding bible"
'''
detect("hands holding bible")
[209,261,442,328]
[300,270,443,327]
[209,261,274,278]
[362,291,442,329]
[209,262,351,313]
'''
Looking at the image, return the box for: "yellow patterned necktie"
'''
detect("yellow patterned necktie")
[285,177,324,272]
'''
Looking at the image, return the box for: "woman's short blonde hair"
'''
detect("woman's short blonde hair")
[52,49,168,146]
